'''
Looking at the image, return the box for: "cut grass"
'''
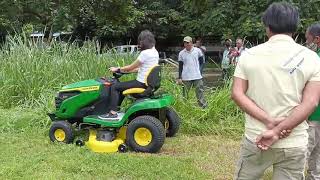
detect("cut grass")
[1,128,241,179]
[0,131,209,179]
[0,130,274,179]
[0,108,273,180]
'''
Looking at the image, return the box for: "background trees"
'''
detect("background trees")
[0,0,319,44]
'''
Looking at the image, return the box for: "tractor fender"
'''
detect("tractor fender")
[121,94,174,123]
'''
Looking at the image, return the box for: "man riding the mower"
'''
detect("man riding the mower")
[99,30,159,119]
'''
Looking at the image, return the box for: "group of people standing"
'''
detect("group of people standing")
[175,35,248,109]
[221,38,246,80]
[175,36,248,109]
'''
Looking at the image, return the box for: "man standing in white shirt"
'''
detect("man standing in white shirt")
[177,36,207,108]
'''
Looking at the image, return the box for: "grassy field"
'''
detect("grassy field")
[0,130,238,179]
[0,108,275,180]
[0,37,273,179]
[0,109,240,179]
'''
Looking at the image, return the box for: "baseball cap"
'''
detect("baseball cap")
[183,36,192,43]
[225,39,232,43]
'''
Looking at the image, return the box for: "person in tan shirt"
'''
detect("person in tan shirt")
[232,2,320,179]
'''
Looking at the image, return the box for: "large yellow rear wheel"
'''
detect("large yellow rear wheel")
[127,116,165,153]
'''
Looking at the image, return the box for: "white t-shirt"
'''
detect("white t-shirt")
[136,47,159,83]
[234,34,320,148]
[178,47,203,81]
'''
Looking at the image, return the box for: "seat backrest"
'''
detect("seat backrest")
[131,65,161,98]
[145,65,161,92]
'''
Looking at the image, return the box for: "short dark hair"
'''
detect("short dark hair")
[262,2,299,34]
[308,23,320,37]
[137,30,156,50]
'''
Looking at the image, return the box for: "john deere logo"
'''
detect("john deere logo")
[60,86,100,92]
[81,86,100,91]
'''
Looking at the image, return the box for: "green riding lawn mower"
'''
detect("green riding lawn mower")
[48,64,181,153]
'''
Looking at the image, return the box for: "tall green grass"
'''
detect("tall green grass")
[0,36,132,109]
[161,72,244,136]
[0,36,244,136]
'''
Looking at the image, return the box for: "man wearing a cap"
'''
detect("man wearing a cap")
[177,36,207,108]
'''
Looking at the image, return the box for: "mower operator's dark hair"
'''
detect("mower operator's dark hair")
[138,30,156,50]
[262,2,299,34]
[308,23,320,37]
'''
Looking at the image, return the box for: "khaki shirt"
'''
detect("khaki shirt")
[234,34,320,148]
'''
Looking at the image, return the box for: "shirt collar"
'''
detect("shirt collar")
[184,46,194,53]
[268,34,295,44]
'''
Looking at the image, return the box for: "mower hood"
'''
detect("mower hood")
[60,79,102,92]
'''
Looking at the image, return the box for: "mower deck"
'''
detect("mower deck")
[86,129,126,153]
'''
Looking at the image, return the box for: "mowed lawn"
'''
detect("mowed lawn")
[0,109,273,180]
[0,131,239,179]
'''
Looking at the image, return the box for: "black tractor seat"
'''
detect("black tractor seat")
[122,65,161,98]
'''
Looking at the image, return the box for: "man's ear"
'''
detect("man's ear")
[266,27,271,38]
[315,36,320,45]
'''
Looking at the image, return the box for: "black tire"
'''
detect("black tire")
[118,144,128,153]
[165,107,181,137]
[126,115,165,153]
[75,139,85,147]
[49,121,74,144]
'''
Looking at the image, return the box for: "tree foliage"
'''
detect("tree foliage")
[181,0,320,41]
[0,0,319,42]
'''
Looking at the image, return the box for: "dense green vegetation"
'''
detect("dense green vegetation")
[1,0,319,42]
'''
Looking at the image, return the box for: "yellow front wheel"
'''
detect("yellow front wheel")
[54,129,66,142]
[127,115,165,153]
[49,121,74,144]
[134,127,153,146]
